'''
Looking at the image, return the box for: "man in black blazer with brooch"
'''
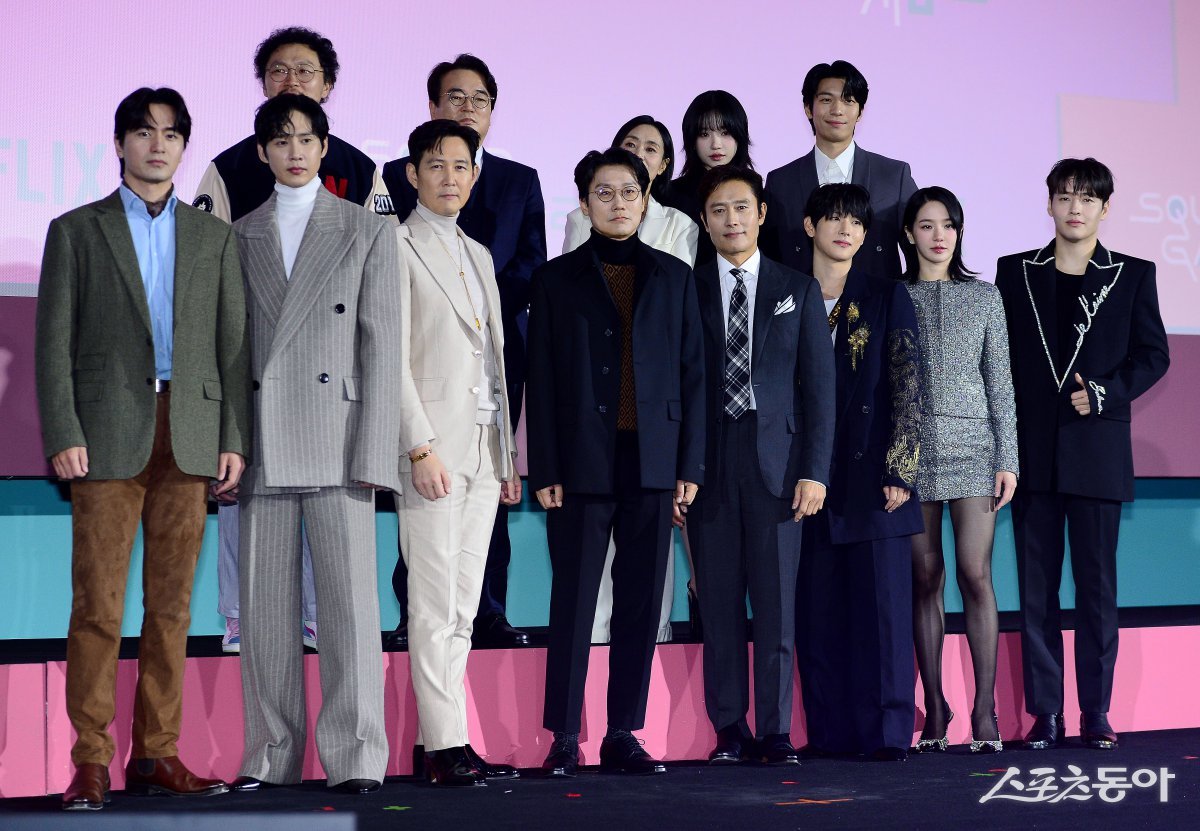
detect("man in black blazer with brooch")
[383,53,547,649]
[762,60,917,280]
[996,158,1168,752]
[794,184,923,762]
[688,166,834,767]
[527,148,705,778]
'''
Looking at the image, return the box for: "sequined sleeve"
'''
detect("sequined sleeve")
[982,288,1019,476]
[885,287,922,489]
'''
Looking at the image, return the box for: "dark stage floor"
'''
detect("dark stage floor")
[3,728,1198,830]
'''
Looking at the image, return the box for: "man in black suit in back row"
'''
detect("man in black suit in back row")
[996,157,1169,752]
[689,166,835,767]
[383,53,547,648]
[763,59,917,280]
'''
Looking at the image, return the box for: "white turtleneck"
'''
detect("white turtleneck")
[413,202,501,419]
[275,177,321,279]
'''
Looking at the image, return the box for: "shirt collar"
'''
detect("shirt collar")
[717,249,761,281]
[475,146,484,171]
[814,141,856,181]
[118,183,178,218]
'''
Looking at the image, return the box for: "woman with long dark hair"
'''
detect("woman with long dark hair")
[660,90,754,262]
[903,186,1017,755]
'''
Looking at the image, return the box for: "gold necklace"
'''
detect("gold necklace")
[433,232,482,331]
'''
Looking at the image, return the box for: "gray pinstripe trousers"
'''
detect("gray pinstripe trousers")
[238,486,387,785]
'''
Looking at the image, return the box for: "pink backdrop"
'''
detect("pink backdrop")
[1,0,1197,472]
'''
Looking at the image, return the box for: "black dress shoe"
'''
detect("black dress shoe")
[542,732,579,778]
[1023,712,1065,750]
[230,776,266,792]
[426,747,486,787]
[385,619,408,649]
[871,746,908,762]
[599,730,666,775]
[472,614,530,648]
[708,725,750,765]
[334,778,381,794]
[411,744,426,779]
[465,744,520,779]
[1080,712,1118,750]
[757,734,800,766]
[798,744,836,760]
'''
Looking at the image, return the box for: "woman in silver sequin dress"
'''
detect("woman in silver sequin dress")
[903,187,1018,755]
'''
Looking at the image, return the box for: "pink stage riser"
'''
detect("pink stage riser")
[4,627,1197,798]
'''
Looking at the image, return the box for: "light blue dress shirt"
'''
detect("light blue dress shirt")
[119,184,176,380]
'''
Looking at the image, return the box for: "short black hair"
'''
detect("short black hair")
[254,94,330,149]
[573,148,650,201]
[1046,157,1114,203]
[801,60,869,134]
[804,183,874,232]
[679,90,754,177]
[698,165,765,213]
[902,186,978,283]
[610,115,674,201]
[114,87,191,175]
[254,26,339,91]
[407,119,480,169]
[427,54,498,109]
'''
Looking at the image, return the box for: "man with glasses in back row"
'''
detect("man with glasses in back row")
[383,54,547,650]
[193,26,395,656]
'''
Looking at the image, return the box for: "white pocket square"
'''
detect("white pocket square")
[773,296,796,315]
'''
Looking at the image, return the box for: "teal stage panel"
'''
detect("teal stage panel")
[1,478,1197,639]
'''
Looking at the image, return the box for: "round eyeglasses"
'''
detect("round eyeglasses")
[268,64,324,84]
[591,185,643,203]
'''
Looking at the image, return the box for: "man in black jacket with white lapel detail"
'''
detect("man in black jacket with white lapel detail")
[762,59,917,280]
[689,166,834,766]
[527,148,705,778]
[995,158,1169,752]
[383,54,547,649]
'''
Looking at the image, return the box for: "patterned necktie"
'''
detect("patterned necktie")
[724,268,751,418]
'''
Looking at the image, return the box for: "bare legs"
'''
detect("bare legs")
[911,497,1000,742]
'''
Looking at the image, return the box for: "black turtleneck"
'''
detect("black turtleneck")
[590,230,639,265]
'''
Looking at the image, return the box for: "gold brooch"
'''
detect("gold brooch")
[847,302,860,324]
[848,324,870,371]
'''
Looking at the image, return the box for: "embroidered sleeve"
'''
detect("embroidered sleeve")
[886,324,922,489]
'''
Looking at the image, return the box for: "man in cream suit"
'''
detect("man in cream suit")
[231,94,402,794]
[396,119,522,787]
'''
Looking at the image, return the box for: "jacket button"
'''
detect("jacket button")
[853,451,863,460]
[876,245,883,252]
[145,378,153,385]
[862,405,870,414]
[598,405,608,414]
[471,386,481,394]
[795,245,802,252]
[604,328,613,337]
[473,350,482,358]
[334,303,346,314]
[601,366,609,375]
[318,373,330,383]
[146,337,153,346]
[252,380,261,391]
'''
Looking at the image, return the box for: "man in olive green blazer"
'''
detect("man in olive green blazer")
[35,88,250,811]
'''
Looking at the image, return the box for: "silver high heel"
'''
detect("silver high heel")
[914,709,953,753]
[970,713,1003,754]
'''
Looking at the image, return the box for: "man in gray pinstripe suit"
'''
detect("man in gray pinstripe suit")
[230,94,402,794]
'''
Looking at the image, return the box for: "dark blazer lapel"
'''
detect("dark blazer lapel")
[1067,241,1125,377]
[851,145,871,188]
[797,149,820,199]
[835,268,870,420]
[751,258,787,369]
[405,209,486,340]
[1021,241,1063,388]
[94,190,152,335]
[584,240,622,322]
[272,189,353,358]
[237,197,287,325]
[694,260,726,372]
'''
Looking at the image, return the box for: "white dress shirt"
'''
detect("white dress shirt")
[718,249,762,410]
[815,141,857,186]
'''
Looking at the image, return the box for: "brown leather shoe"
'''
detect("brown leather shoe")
[124,756,229,797]
[62,763,111,811]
